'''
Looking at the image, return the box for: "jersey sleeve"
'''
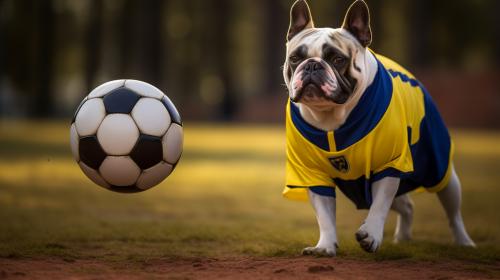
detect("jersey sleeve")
[284,147,335,201]
[283,99,335,201]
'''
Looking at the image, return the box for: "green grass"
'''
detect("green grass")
[0,121,499,263]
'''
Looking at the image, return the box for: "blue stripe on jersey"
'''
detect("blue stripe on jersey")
[290,101,330,151]
[371,167,406,182]
[387,70,420,87]
[310,186,336,197]
[289,59,393,152]
[334,59,393,151]
[397,86,452,193]
[335,70,452,210]
[287,185,337,197]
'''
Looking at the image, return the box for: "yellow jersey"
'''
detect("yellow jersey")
[284,53,453,209]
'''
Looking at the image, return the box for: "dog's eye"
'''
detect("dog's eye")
[289,55,301,64]
[332,56,346,66]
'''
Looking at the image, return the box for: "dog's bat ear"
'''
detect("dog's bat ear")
[287,0,314,41]
[342,0,372,47]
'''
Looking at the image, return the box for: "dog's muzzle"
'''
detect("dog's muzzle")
[291,58,354,104]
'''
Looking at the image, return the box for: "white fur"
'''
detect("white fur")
[305,166,476,256]
[290,29,379,131]
[288,31,476,254]
[437,167,476,247]
[391,194,414,243]
[286,1,475,258]
[304,189,338,256]
[355,177,400,252]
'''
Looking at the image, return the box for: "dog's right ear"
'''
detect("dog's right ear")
[287,0,314,41]
[342,0,372,47]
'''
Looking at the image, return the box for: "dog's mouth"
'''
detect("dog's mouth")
[290,58,355,105]
[293,82,349,104]
[302,83,322,99]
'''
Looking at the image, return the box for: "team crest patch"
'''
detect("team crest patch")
[329,156,349,173]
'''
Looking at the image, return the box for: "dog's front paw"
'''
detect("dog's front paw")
[302,245,337,257]
[355,222,383,253]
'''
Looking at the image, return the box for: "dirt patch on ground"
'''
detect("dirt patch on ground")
[0,257,498,279]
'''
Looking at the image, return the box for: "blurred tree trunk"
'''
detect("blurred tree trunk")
[5,0,32,116]
[0,0,5,111]
[85,0,103,93]
[116,0,164,84]
[368,0,381,51]
[211,0,237,120]
[117,0,163,84]
[32,0,55,117]
[409,0,430,67]
[172,1,196,106]
[136,0,163,84]
[263,0,286,96]
[494,1,500,65]
[118,0,133,77]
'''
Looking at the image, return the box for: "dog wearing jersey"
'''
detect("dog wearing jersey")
[282,0,476,256]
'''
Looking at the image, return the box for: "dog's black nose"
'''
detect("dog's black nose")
[304,61,323,73]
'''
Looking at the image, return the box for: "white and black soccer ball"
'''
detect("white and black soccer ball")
[70,79,183,193]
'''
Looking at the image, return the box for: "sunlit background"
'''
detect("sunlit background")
[1,0,499,125]
[0,0,499,263]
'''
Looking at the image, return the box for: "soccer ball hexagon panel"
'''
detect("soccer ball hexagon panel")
[70,79,183,193]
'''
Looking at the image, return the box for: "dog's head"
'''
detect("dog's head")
[283,0,372,109]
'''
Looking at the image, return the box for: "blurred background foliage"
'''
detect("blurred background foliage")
[0,1,499,264]
[1,0,499,127]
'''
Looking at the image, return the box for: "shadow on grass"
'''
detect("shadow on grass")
[0,139,70,159]
[0,138,283,162]
[337,240,500,263]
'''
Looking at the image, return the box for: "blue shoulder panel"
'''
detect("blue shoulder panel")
[334,60,393,150]
[290,101,330,151]
[289,59,392,152]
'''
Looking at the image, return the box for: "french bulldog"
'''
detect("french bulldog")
[282,0,476,256]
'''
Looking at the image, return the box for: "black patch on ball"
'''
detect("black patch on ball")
[130,134,163,169]
[108,185,143,193]
[161,96,182,125]
[103,87,141,114]
[79,136,107,169]
[72,97,88,123]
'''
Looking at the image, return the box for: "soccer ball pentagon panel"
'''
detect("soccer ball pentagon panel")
[70,80,183,193]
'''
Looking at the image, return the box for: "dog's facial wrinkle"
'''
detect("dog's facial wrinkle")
[351,48,362,73]
[289,45,308,72]
[322,44,349,74]
[320,42,357,98]
[328,31,349,55]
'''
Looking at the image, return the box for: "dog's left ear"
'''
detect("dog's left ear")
[287,0,314,41]
[342,0,372,47]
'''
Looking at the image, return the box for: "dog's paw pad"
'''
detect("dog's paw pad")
[302,247,316,255]
[355,229,379,253]
[302,246,336,257]
[355,230,368,241]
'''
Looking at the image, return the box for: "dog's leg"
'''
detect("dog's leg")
[356,177,400,253]
[437,166,476,247]
[303,189,338,257]
[391,194,414,243]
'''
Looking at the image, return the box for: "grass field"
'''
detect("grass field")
[0,121,499,278]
